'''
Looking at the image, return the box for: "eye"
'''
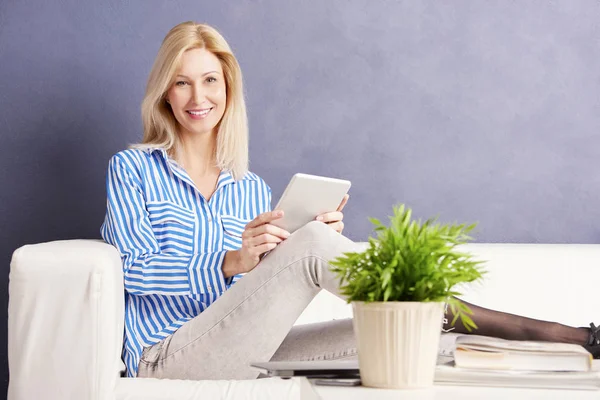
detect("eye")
[175,80,188,87]
[206,76,217,83]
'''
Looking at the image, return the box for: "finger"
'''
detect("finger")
[253,242,278,256]
[243,223,290,240]
[336,194,349,212]
[328,221,344,234]
[316,211,344,223]
[263,223,291,239]
[248,233,284,247]
[245,210,284,229]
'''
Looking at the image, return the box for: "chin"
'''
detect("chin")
[188,125,219,136]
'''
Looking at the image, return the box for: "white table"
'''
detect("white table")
[307,338,600,399]
[312,383,600,400]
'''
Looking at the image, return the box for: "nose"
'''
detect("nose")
[192,84,206,106]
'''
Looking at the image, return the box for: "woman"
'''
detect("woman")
[101,21,600,380]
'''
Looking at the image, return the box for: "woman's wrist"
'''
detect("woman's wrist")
[222,250,241,278]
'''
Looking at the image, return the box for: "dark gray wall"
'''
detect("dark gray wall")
[2,0,599,392]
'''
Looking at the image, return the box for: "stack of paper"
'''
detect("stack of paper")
[434,335,600,390]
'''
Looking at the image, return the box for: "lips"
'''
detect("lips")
[186,107,213,119]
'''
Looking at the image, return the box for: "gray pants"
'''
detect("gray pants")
[137,221,362,380]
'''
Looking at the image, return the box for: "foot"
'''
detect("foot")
[583,323,600,359]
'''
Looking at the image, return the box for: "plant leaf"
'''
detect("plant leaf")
[329,203,485,307]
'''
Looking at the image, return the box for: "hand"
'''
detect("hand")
[316,194,349,234]
[227,210,291,276]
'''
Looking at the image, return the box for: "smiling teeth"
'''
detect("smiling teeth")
[188,109,210,116]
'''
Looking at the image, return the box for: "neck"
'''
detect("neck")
[175,130,218,176]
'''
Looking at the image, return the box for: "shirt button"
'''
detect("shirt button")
[207,284,212,291]
[207,217,213,223]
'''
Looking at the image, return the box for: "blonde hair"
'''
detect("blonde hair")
[135,21,248,180]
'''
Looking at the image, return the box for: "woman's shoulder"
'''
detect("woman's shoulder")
[242,171,270,188]
[110,147,164,167]
[242,171,261,182]
[107,147,163,176]
[110,147,159,162]
[237,171,272,203]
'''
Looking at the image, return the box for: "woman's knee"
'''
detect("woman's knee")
[292,221,337,242]
[265,220,352,267]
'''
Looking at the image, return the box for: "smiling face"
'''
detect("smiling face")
[166,48,227,138]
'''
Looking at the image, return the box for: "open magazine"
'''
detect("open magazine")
[453,334,592,372]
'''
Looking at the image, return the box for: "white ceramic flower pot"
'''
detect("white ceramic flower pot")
[352,301,444,389]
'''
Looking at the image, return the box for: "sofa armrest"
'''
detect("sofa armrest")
[8,239,125,400]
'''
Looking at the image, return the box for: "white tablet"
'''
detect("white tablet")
[271,173,351,233]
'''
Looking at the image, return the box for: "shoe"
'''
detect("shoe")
[583,323,600,359]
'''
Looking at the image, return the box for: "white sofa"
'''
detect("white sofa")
[8,240,600,400]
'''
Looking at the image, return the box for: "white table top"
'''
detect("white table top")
[313,383,600,400]
[308,340,600,399]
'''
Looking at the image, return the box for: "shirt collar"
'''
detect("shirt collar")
[144,147,255,186]
[216,169,235,190]
[143,147,168,159]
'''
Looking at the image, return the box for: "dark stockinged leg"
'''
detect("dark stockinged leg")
[443,298,594,355]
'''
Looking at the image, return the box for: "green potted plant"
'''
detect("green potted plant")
[330,204,485,389]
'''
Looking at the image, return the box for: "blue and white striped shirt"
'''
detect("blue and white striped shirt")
[100,148,271,376]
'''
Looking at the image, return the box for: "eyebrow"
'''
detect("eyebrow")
[176,71,220,79]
